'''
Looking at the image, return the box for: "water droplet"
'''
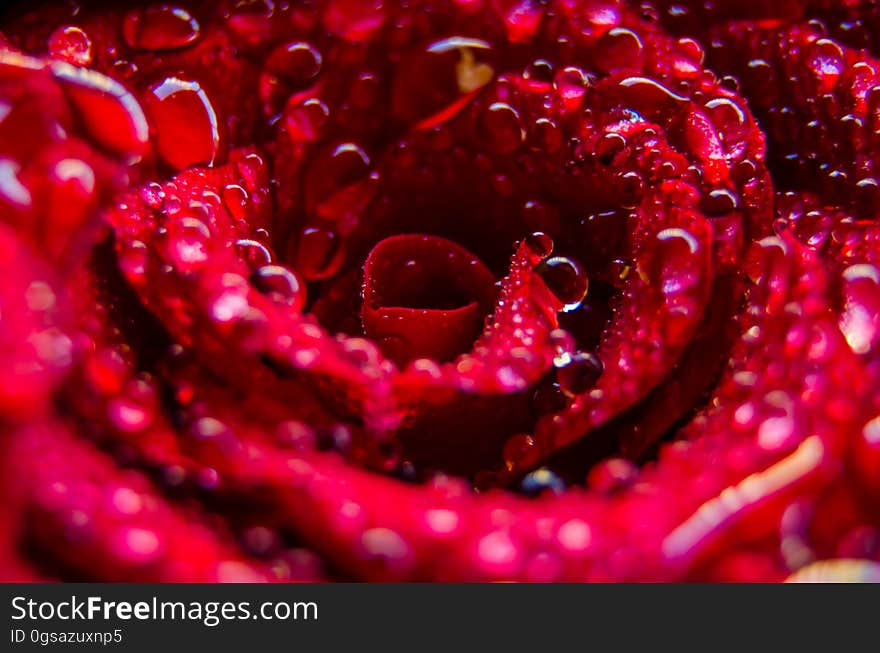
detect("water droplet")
[523,59,554,89]
[235,238,273,270]
[259,41,322,116]
[478,102,524,154]
[536,255,589,311]
[701,188,740,216]
[855,177,880,219]
[476,530,521,575]
[731,159,757,184]
[596,27,643,73]
[523,231,553,259]
[520,467,565,495]
[226,0,276,43]
[242,526,279,556]
[683,105,727,183]
[252,264,306,311]
[113,527,162,563]
[587,458,638,493]
[554,66,589,111]
[143,76,222,171]
[500,0,544,43]
[303,142,378,224]
[122,6,200,51]
[677,37,704,65]
[616,170,645,209]
[840,264,880,355]
[163,216,210,272]
[596,132,627,165]
[529,117,563,152]
[282,97,330,143]
[291,226,346,280]
[48,26,92,66]
[50,62,150,161]
[652,227,702,295]
[705,97,748,159]
[615,76,687,119]
[221,183,249,220]
[554,350,603,395]
[807,38,844,93]
[108,396,153,432]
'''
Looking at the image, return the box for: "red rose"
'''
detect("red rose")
[0,0,879,582]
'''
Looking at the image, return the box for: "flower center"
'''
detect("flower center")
[362,234,497,366]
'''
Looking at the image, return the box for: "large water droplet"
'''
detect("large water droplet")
[554,350,603,396]
[652,228,702,295]
[282,97,329,143]
[840,264,880,355]
[143,76,222,171]
[259,41,322,116]
[122,6,200,51]
[536,255,589,311]
[163,216,210,272]
[554,66,590,111]
[523,231,554,260]
[806,38,844,93]
[48,26,92,66]
[50,62,150,162]
[234,238,273,270]
[303,142,378,225]
[596,27,644,74]
[252,264,306,311]
[291,226,346,280]
[520,468,566,496]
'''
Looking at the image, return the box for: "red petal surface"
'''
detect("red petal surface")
[0,0,879,581]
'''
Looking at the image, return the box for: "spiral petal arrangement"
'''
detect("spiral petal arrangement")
[1,0,879,582]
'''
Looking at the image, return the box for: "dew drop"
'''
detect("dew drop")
[554,350,603,396]
[143,76,222,171]
[235,238,273,270]
[536,255,589,311]
[500,0,544,43]
[596,27,644,73]
[523,231,553,260]
[701,188,740,217]
[523,59,554,89]
[222,184,249,220]
[303,142,378,224]
[840,264,880,356]
[291,226,346,280]
[122,6,200,51]
[163,216,210,272]
[251,264,306,311]
[520,467,566,496]
[51,62,150,161]
[554,66,590,111]
[807,38,844,93]
[478,102,524,154]
[282,97,330,143]
[48,26,92,66]
[596,132,627,164]
[259,41,322,116]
